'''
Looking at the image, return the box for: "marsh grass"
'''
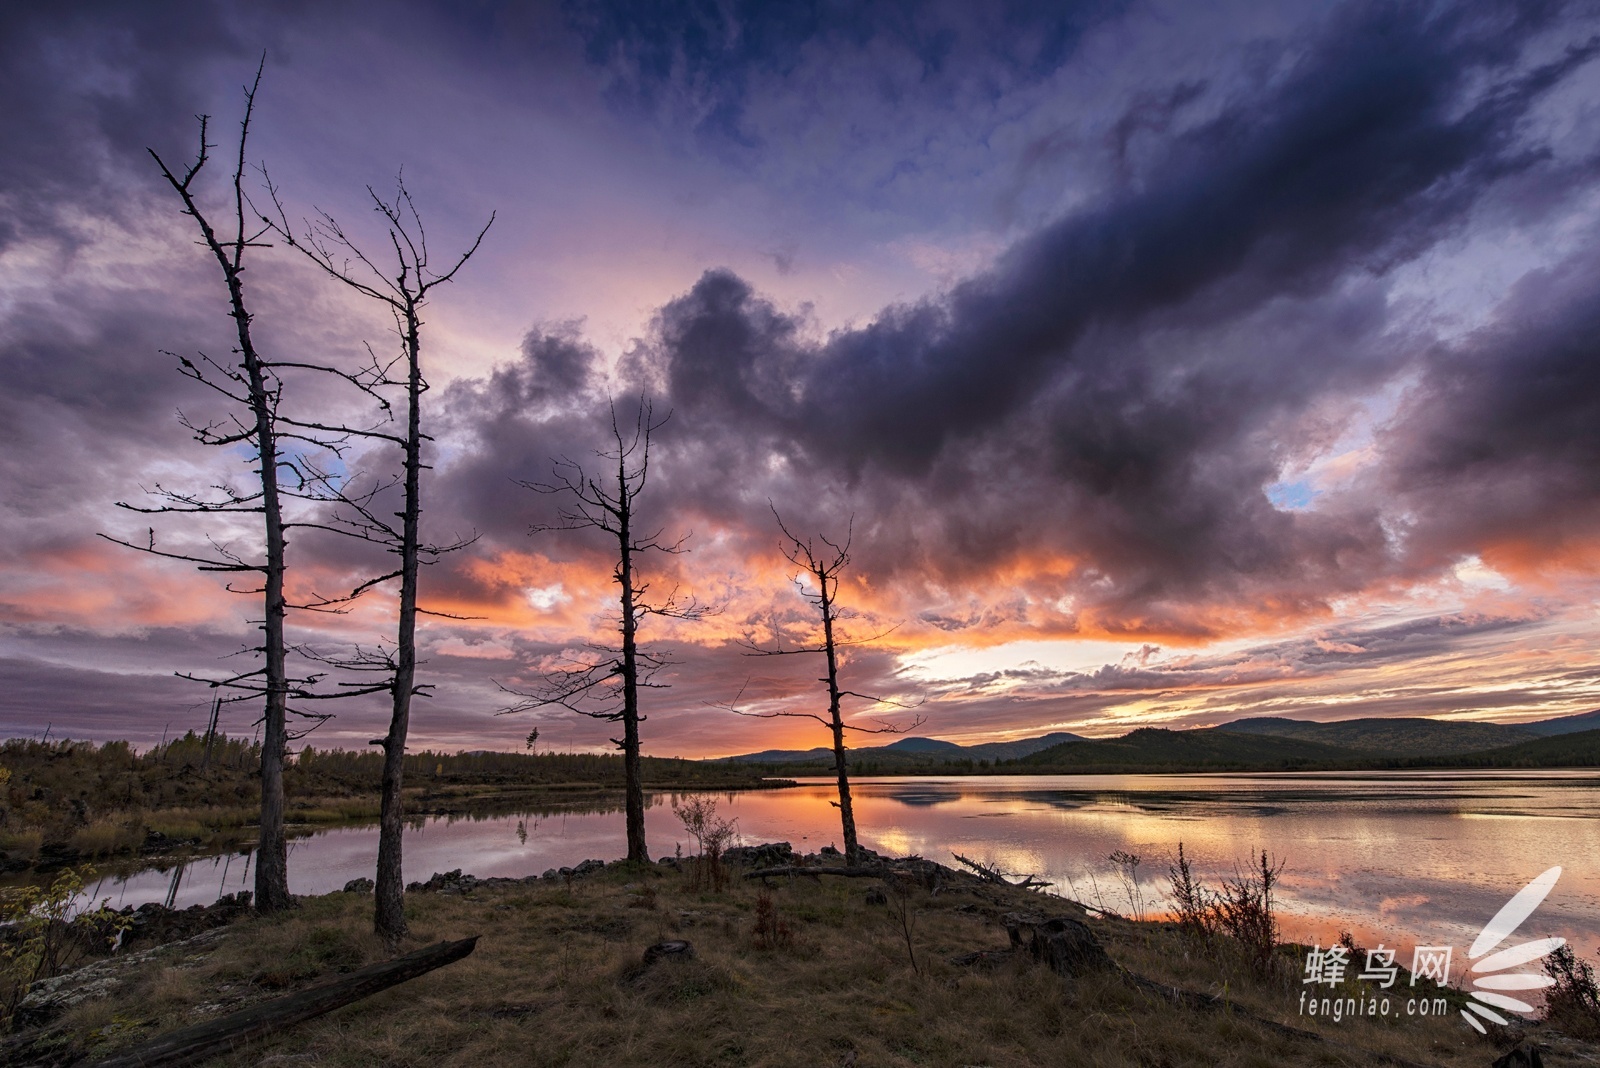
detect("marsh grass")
[36,865,1550,1068]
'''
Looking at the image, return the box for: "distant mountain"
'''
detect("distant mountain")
[1215,716,1536,755]
[1022,727,1358,769]
[1436,727,1600,767]
[718,730,1085,766]
[879,737,964,754]
[721,746,837,764]
[723,720,1600,773]
[1513,709,1600,737]
[965,732,1088,761]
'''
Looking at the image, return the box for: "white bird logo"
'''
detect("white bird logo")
[1458,866,1564,1034]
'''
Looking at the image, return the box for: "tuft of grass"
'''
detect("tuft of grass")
[68,818,143,857]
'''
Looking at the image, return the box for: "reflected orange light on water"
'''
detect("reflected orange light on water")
[716,773,1600,962]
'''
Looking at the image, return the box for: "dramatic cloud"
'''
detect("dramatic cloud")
[4,1,1600,752]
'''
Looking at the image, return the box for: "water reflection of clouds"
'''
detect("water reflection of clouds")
[84,772,1600,965]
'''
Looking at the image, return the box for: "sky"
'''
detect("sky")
[4,0,1600,757]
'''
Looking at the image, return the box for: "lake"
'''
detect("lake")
[94,770,1600,964]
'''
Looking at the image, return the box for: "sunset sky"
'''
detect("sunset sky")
[4,0,1600,757]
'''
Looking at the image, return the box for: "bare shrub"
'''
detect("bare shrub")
[882,870,921,975]
[1166,842,1214,941]
[1544,943,1600,1040]
[674,797,738,892]
[1215,849,1283,977]
[752,891,794,950]
[1109,849,1145,921]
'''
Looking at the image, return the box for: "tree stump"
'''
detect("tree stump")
[1003,914,1113,977]
[642,940,695,967]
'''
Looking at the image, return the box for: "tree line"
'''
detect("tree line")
[113,60,910,942]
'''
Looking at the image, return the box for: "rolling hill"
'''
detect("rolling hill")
[1214,716,1536,755]
[720,731,1085,766]
[1020,727,1360,770]
[1430,727,1600,767]
[1514,709,1600,736]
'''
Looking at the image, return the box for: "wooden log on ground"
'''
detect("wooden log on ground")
[950,852,1049,890]
[88,936,478,1068]
[744,865,886,880]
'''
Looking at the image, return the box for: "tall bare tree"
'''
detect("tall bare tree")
[263,180,492,942]
[501,401,705,865]
[109,64,301,912]
[728,508,921,862]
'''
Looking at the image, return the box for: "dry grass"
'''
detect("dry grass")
[38,866,1590,1068]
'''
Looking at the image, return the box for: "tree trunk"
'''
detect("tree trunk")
[230,254,292,916]
[616,461,648,865]
[375,308,422,943]
[821,588,860,861]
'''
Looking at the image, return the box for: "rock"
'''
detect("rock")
[820,845,841,856]
[642,940,694,967]
[723,842,794,867]
[1492,1048,1544,1068]
[15,925,231,1028]
[341,877,374,894]
[864,887,887,906]
[408,869,478,895]
[541,868,558,880]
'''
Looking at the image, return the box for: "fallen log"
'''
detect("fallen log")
[744,866,886,880]
[87,936,478,1068]
[950,852,1050,891]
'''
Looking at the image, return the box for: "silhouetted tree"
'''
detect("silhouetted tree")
[501,401,706,864]
[727,508,921,862]
[109,64,304,913]
[263,177,492,943]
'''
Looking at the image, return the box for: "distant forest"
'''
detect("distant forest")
[0,733,779,871]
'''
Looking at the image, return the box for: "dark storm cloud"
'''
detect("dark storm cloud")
[516,1,1593,628]
[1384,234,1600,570]
[656,2,1591,471]
[563,0,1126,149]
[0,2,267,249]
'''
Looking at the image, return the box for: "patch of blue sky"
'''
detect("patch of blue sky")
[1267,477,1319,511]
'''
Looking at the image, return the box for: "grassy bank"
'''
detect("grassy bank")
[11,857,1592,1067]
[0,736,788,871]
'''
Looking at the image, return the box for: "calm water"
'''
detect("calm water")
[95,771,1600,962]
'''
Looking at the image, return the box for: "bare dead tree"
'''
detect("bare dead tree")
[499,400,706,865]
[106,63,303,912]
[723,507,922,862]
[261,177,492,944]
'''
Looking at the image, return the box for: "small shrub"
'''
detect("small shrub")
[0,867,128,1029]
[1109,849,1145,921]
[1544,943,1600,1040]
[674,797,738,893]
[882,871,921,975]
[1167,842,1214,941]
[1215,850,1283,978]
[752,891,793,950]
